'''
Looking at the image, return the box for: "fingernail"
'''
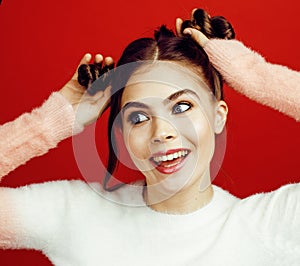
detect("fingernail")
[85,53,92,60]
[183,29,192,35]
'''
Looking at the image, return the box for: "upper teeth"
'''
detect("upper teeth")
[152,150,188,163]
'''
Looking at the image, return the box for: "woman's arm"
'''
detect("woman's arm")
[177,16,300,121]
[236,183,300,258]
[0,180,86,251]
[203,39,300,121]
[0,92,82,179]
[0,54,113,180]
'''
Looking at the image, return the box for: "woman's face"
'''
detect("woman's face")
[120,61,227,197]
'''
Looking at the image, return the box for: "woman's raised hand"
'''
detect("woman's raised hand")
[176,8,235,47]
[176,17,209,47]
[59,54,114,127]
[175,8,211,47]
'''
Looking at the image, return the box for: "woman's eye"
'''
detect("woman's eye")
[128,112,149,125]
[172,102,192,114]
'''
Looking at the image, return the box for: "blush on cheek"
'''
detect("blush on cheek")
[0,189,19,249]
[128,136,150,160]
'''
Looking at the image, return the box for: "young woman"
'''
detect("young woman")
[0,9,299,266]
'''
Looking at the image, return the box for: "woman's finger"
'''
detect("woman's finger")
[72,53,92,79]
[94,54,103,64]
[191,8,197,19]
[104,56,114,67]
[80,53,92,65]
[183,27,209,47]
[175,18,183,36]
[102,57,115,73]
[94,54,103,68]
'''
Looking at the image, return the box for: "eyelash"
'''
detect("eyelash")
[127,101,193,125]
[127,112,149,125]
[172,101,193,114]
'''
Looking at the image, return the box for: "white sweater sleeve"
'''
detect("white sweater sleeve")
[0,180,85,251]
[237,183,300,253]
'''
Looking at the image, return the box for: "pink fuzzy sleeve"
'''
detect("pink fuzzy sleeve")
[0,92,84,180]
[203,39,300,121]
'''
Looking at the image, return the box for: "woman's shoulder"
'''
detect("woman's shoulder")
[89,180,146,207]
[228,183,300,232]
[238,182,300,209]
[213,182,300,224]
[13,179,146,208]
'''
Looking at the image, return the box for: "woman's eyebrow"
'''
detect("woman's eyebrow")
[164,89,200,104]
[121,102,149,114]
[122,89,200,113]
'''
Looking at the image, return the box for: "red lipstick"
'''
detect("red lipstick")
[150,148,190,174]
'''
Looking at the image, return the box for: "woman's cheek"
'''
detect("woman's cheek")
[194,118,215,159]
[184,113,215,155]
[127,127,151,160]
[126,128,155,172]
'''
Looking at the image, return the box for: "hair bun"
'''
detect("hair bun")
[211,16,235,39]
[154,25,175,41]
[181,9,235,40]
[78,62,114,95]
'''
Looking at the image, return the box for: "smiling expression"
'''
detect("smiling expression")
[120,61,227,196]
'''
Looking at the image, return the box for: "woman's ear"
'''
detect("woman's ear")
[214,101,228,134]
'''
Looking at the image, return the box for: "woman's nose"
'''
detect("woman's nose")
[151,117,178,143]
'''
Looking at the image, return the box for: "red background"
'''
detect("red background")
[1,0,300,265]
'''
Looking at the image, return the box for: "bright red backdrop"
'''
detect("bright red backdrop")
[0,0,300,265]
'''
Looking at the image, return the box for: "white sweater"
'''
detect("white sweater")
[2,179,299,266]
[2,36,300,264]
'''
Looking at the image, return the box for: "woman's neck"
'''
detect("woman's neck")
[143,181,214,215]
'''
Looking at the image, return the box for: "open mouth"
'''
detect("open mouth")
[150,149,190,174]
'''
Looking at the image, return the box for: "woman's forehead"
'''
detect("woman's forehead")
[122,61,212,105]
